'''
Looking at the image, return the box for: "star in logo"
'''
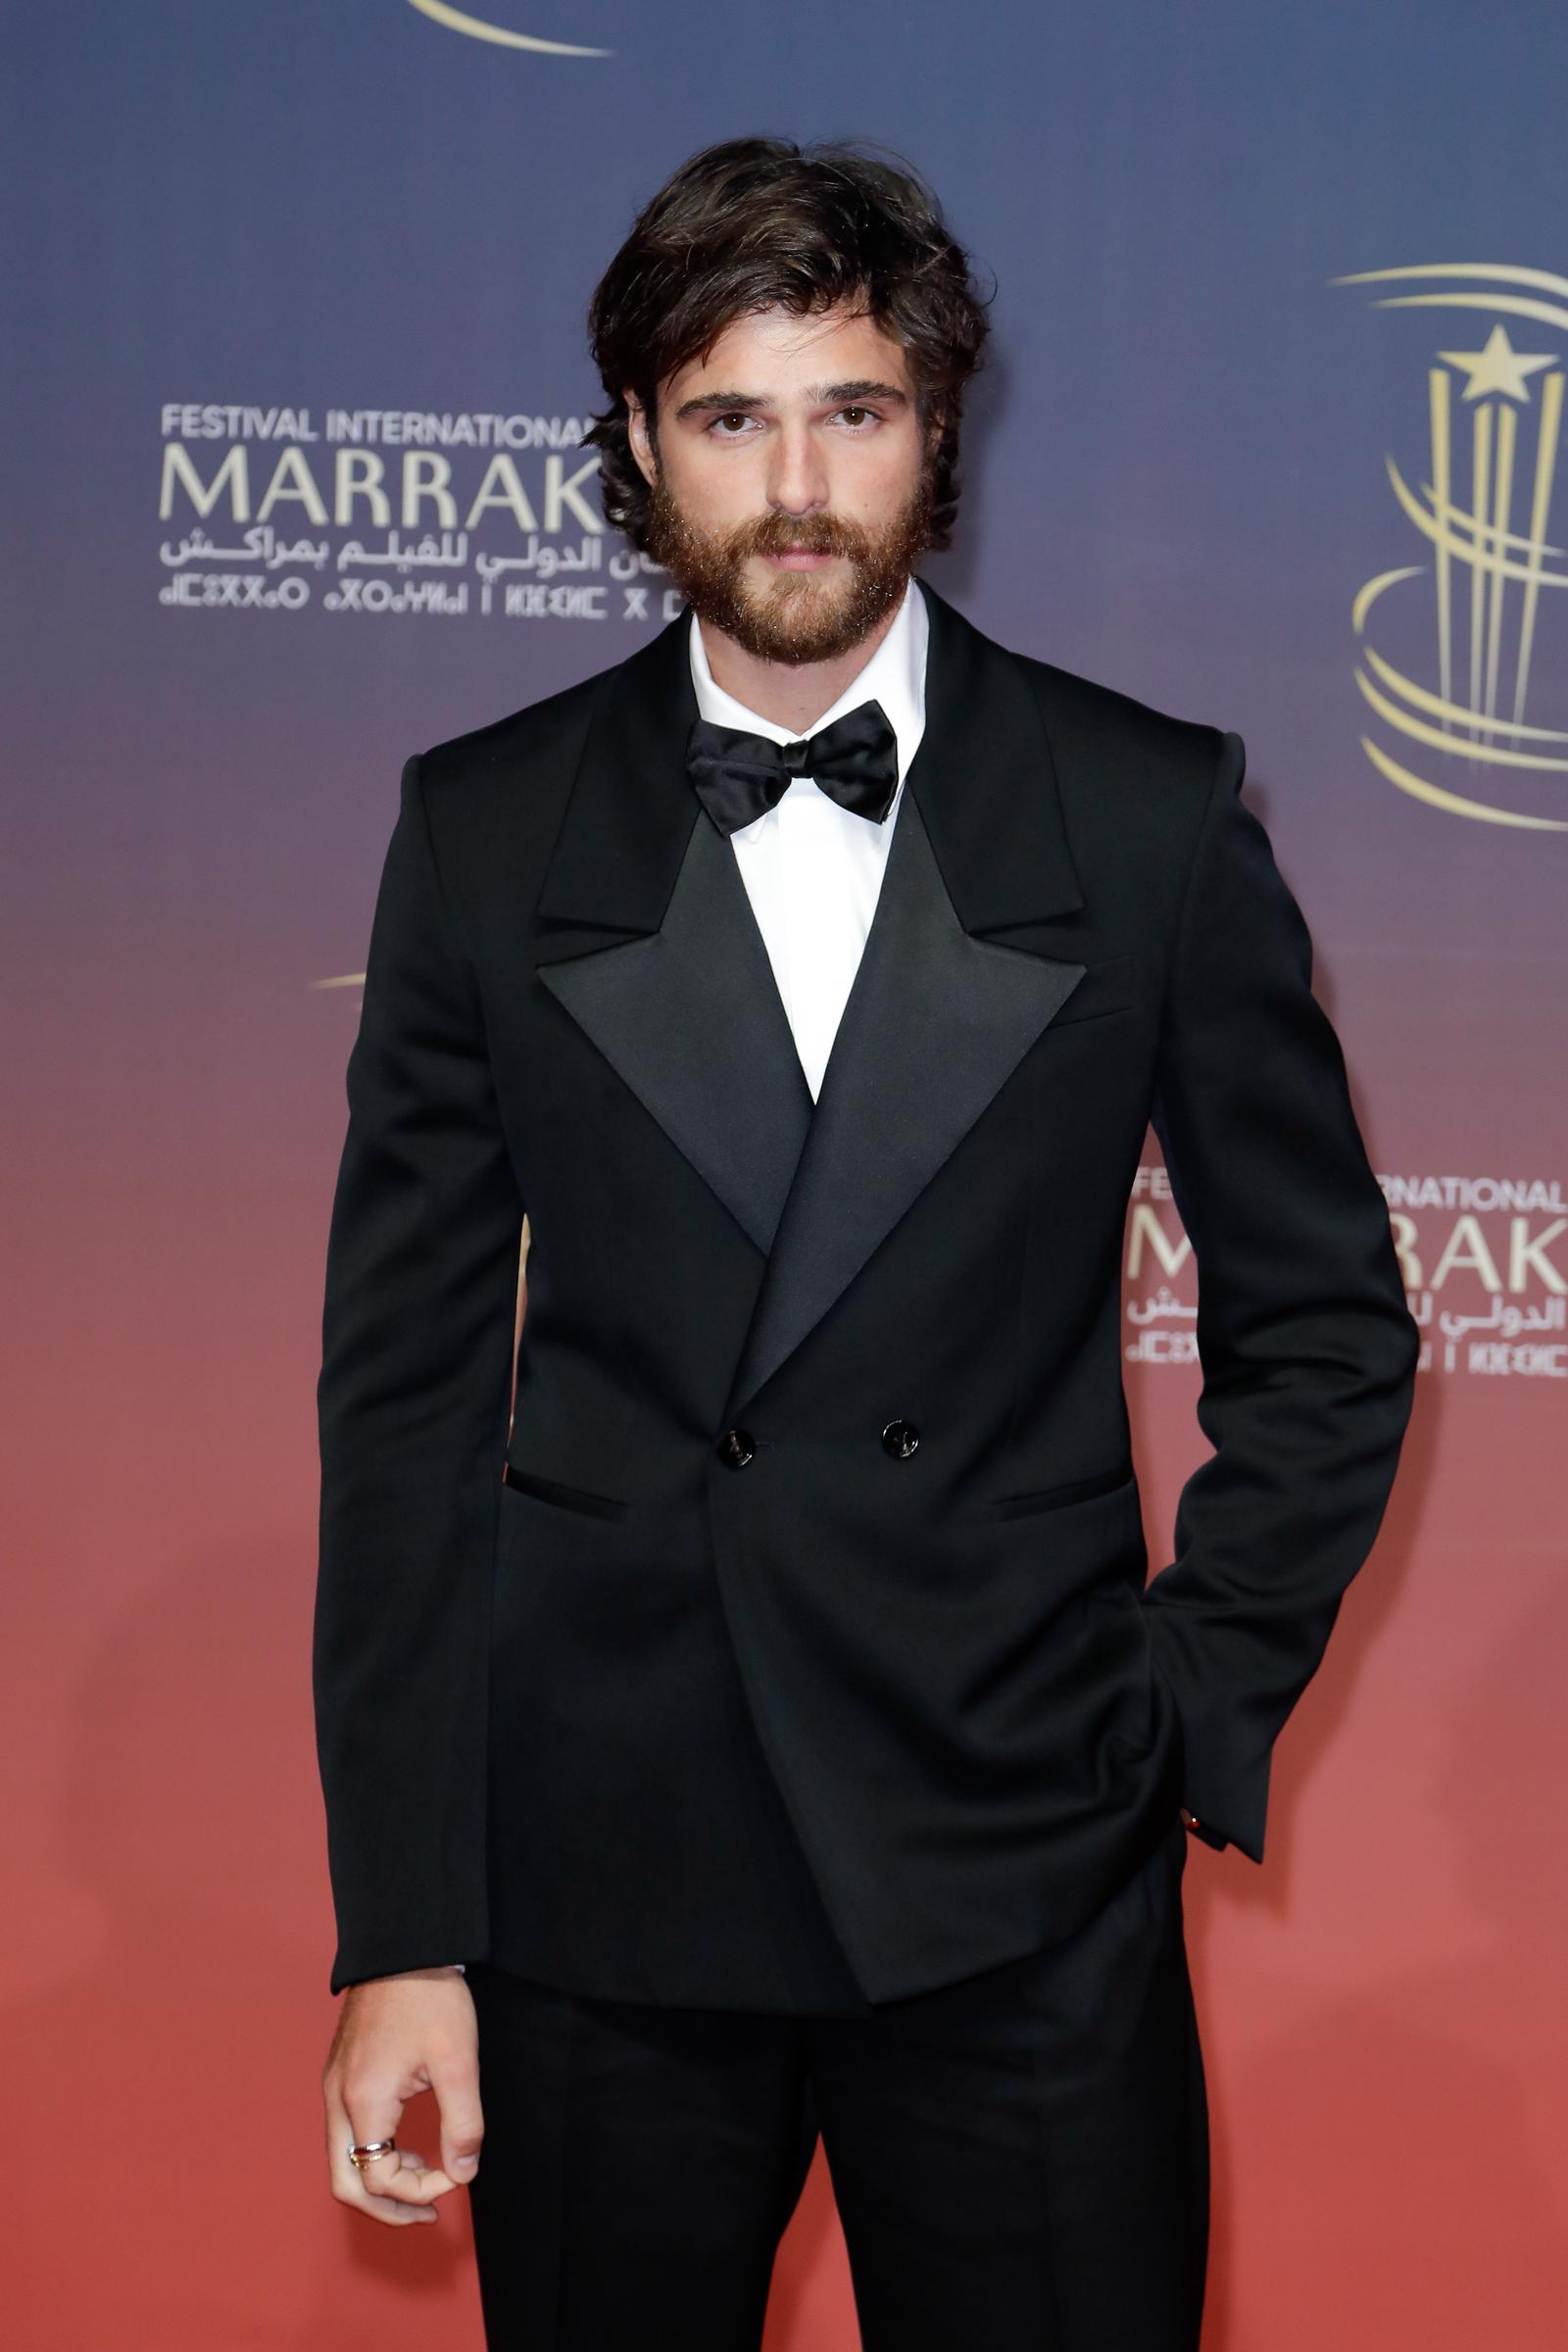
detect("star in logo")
[1436,322,1557,403]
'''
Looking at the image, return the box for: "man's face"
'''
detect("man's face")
[625,300,939,665]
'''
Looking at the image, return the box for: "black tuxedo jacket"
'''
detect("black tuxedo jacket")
[313,578,1418,2004]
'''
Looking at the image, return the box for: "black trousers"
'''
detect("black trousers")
[466,1813,1207,2351]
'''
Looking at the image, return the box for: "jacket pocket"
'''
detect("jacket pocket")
[982,1459,1136,1521]
[502,1462,629,1522]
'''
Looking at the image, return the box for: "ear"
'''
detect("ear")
[625,392,659,490]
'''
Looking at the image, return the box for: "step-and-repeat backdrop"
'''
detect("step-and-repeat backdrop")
[7,5,1563,2345]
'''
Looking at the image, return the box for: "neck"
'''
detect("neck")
[701,593,906,734]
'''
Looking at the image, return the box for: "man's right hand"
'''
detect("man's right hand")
[321,1966,483,2226]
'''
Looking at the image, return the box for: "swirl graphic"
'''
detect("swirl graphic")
[405,0,611,57]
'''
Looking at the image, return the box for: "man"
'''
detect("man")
[314,136,1418,2349]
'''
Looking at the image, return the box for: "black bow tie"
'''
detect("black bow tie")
[686,699,901,836]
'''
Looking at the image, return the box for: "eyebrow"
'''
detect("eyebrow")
[671,378,911,422]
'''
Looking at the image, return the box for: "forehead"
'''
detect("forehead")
[663,301,914,402]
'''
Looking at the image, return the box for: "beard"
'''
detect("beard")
[642,460,937,666]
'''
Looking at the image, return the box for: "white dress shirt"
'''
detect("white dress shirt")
[688,572,930,1101]
[434,578,931,1979]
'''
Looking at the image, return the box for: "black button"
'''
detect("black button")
[716,1427,757,1469]
[880,1418,920,1459]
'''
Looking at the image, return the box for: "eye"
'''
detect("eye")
[835,407,880,429]
[707,412,757,436]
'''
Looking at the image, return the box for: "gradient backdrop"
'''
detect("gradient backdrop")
[4,4,1565,2346]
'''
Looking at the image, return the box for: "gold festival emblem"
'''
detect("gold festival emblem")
[1332,263,1568,829]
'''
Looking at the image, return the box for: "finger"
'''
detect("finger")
[348,2138,451,2206]
[331,2082,447,2211]
[430,2049,485,2185]
[361,2183,439,2225]
[338,2095,410,2195]
[323,2081,432,2224]
[349,2145,444,2225]
[363,2149,442,2224]
[345,2118,462,2208]
[363,2149,462,2202]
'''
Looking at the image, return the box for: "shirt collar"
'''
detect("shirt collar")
[687,572,929,788]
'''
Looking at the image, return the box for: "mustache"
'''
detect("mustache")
[742,513,863,559]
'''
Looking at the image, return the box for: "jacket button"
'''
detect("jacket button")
[716,1427,757,1469]
[880,1418,920,1459]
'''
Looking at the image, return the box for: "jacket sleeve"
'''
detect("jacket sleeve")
[1143,729,1418,1862]
[313,753,526,1993]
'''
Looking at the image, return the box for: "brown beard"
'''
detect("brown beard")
[642,459,937,665]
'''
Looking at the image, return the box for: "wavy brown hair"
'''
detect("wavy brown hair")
[583,135,995,554]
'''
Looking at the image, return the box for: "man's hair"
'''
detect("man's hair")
[583,135,995,554]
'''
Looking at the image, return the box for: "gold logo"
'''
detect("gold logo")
[404,1,611,56]
[1332,264,1568,829]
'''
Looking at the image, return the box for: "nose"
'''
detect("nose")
[765,417,831,518]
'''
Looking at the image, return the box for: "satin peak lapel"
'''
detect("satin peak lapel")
[533,609,814,1256]
[720,583,1089,1414]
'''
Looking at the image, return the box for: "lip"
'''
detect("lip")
[762,550,840,570]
